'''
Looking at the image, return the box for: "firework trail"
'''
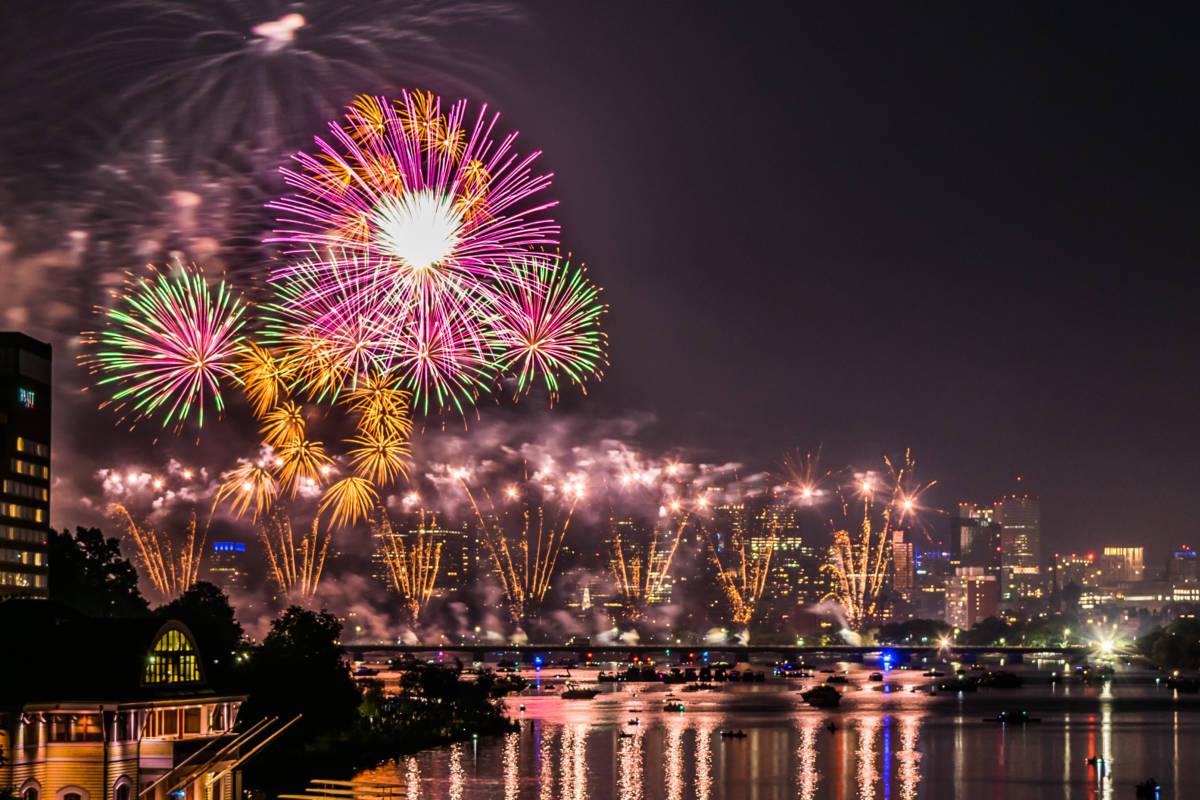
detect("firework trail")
[454,469,582,625]
[77,0,522,161]
[111,503,206,600]
[822,449,935,631]
[258,507,330,599]
[376,509,444,625]
[708,520,777,627]
[609,507,693,621]
[81,264,248,432]
[319,476,379,528]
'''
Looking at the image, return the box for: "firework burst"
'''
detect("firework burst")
[493,256,608,401]
[319,476,379,528]
[214,457,279,520]
[111,504,206,600]
[83,264,248,431]
[267,91,566,413]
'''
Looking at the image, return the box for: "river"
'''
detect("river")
[355,662,1199,799]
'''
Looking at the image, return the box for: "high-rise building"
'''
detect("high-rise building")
[1053,552,1101,588]
[891,531,915,602]
[1166,547,1199,586]
[992,496,1042,600]
[952,503,1001,570]
[944,567,999,630]
[207,540,249,595]
[0,332,52,598]
[1100,546,1145,585]
[372,513,473,597]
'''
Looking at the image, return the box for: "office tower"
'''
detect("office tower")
[1166,547,1199,586]
[1099,546,1145,585]
[1053,552,1100,588]
[0,332,52,598]
[952,503,1001,570]
[207,540,249,594]
[372,512,472,597]
[944,567,999,630]
[993,495,1041,600]
[891,530,915,602]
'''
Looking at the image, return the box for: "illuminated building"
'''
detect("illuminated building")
[951,503,1000,571]
[1053,552,1101,588]
[206,540,249,595]
[891,531,915,602]
[994,495,1042,600]
[1166,547,1198,586]
[913,548,953,619]
[371,513,471,596]
[0,333,51,598]
[0,603,257,800]
[945,567,999,629]
[1099,546,1145,585]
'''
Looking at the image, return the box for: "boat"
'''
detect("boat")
[719,730,747,738]
[617,731,635,739]
[984,710,1041,724]
[561,681,599,700]
[978,670,1023,689]
[663,700,686,712]
[801,684,842,709]
[825,674,850,685]
[1136,778,1161,798]
[1165,674,1200,693]
[923,669,946,677]
[868,672,884,682]
[933,676,978,693]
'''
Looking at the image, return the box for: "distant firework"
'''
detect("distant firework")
[456,470,582,625]
[709,522,776,628]
[111,504,206,600]
[82,264,248,431]
[259,507,330,599]
[376,509,444,626]
[822,449,935,631]
[609,509,692,622]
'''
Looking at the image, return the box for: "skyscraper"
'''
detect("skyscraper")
[891,530,915,602]
[945,567,999,629]
[993,495,1042,600]
[0,332,51,598]
[207,540,250,595]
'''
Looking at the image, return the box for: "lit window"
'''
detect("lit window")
[143,628,201,685]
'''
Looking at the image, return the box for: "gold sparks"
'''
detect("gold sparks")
[111,504,206,601]
[260,400,306,448]
[376,510,443,625]
[709,523,776,627]
[319,475,378,529]
[258,509,330,599]
[610,511,691,621]
[276,434,332,495]
[214,461,279,520]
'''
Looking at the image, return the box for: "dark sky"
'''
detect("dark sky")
[477,4,1200,557]
[3,3,1199,561]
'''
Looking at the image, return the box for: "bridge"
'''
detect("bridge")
[342,642,1093,664]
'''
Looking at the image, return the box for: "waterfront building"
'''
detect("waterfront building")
[0,332,51,598]
[945,567,999,630]
[0,603,251,800]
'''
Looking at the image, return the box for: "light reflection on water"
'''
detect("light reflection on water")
[356,670,1200,799]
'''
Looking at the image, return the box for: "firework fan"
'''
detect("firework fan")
[82,264,248,431]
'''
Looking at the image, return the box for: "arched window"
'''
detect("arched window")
[20,779,40,800]
[113,778,132,800]
[56,787,88,800]
[143,626,201,685]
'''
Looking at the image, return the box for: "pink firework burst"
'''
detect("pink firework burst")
[266,92,560,413]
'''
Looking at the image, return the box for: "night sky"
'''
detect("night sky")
[2,3,1198,560]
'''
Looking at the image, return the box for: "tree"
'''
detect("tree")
[48,527,148,618]
[1138,618,1200,670]
[961,616,1012,645]
[240,607,361,735]
[157,581,244,688]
